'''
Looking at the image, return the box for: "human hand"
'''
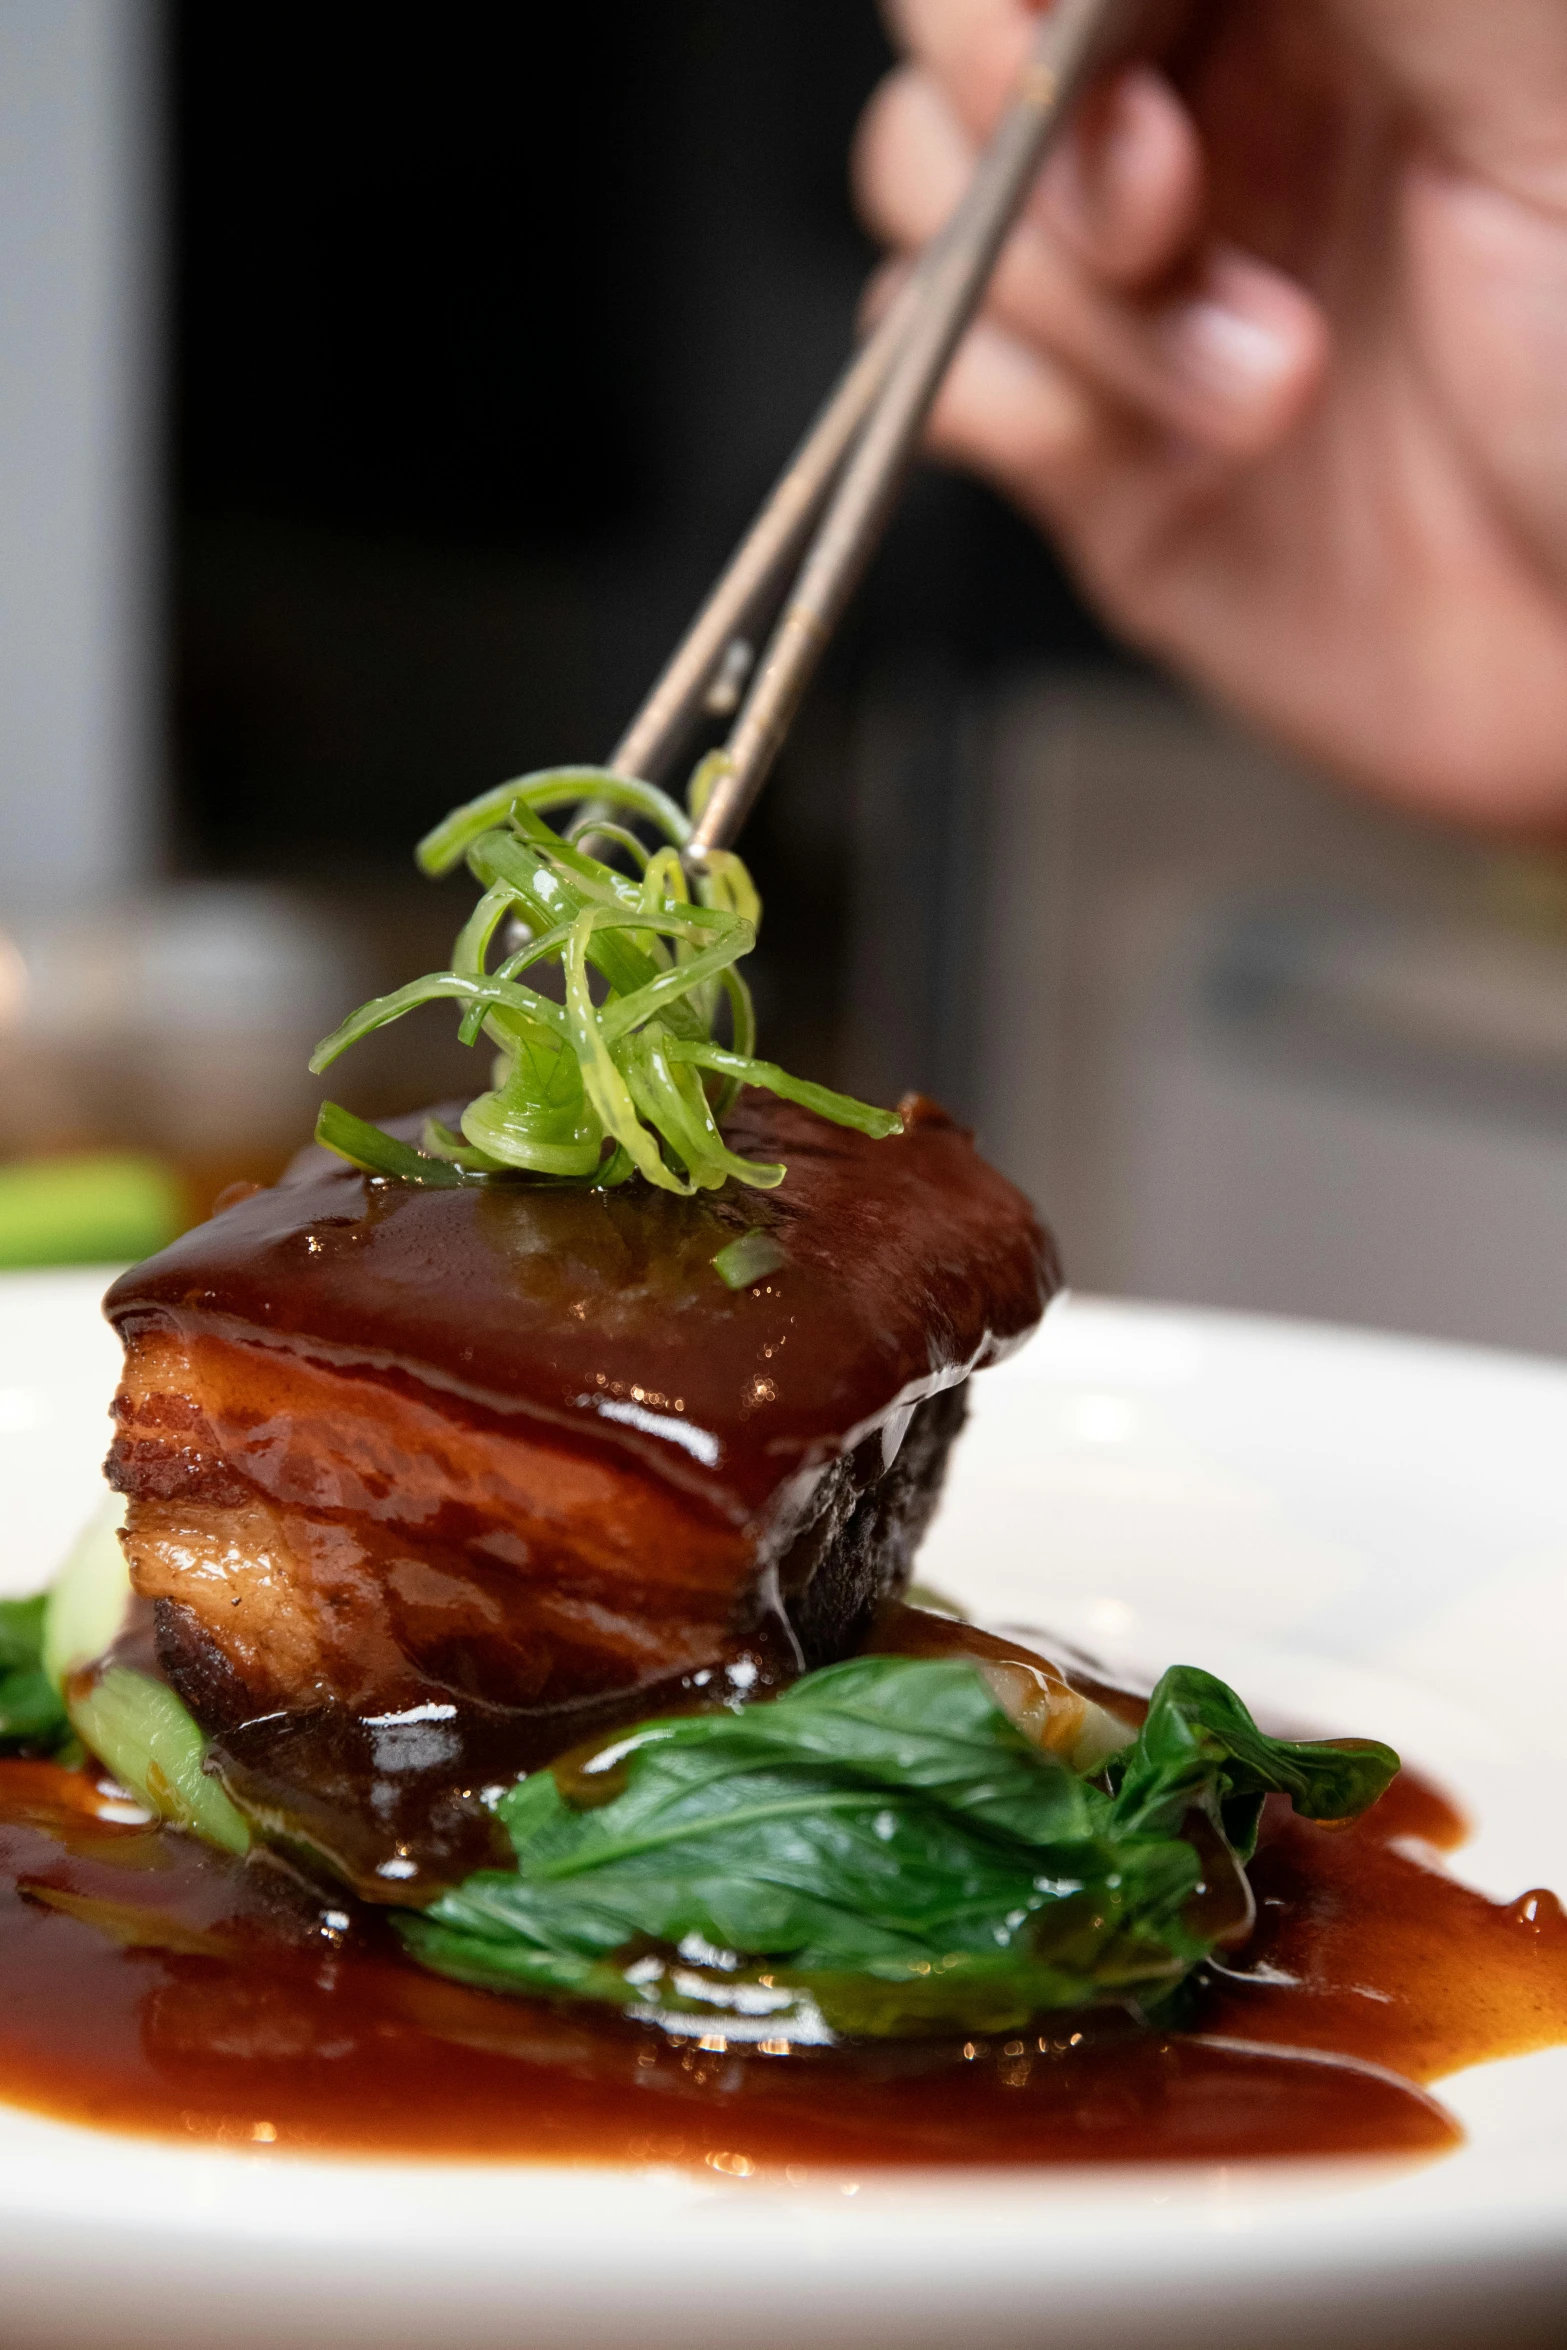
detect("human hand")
[856,1,1567,827]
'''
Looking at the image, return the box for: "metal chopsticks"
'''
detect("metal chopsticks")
[602,0,1149,866]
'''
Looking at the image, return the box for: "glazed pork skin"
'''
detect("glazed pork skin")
[104,1092,1057,1733]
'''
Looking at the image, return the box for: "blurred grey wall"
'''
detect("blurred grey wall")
[843,669,1567,1359]
[0,0,160,918]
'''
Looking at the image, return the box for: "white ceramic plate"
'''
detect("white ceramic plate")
[0,1269,1564,2350]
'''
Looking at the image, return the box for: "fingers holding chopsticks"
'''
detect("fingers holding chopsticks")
[856,17,1328,469]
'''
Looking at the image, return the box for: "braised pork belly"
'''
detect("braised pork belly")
[102,1091,1055,1892]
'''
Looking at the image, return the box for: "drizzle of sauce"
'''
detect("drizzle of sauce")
[1199,1772,1567,2082]
[0,1758,1560,2167]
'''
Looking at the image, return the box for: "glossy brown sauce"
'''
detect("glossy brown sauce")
[105,1093,1055,1524]
[0,1757,1561,2168]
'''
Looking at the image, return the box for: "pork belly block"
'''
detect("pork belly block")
[104,1092,1055,1874]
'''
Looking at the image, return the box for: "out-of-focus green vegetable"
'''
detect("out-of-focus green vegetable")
[0,1594,72,1754]
[0,1152,183,1269]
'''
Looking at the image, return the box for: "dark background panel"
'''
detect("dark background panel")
[170,0,1117,1081]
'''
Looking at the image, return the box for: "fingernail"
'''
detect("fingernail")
[1167,298,1296,403]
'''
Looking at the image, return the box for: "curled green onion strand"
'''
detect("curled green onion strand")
[311,766,901,1192]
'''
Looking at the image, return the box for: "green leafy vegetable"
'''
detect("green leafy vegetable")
[0,1595,72,1755]
[310,765,900,1193]
[67,1667,251,1855]
[42,1496,250,1853]
[1111,1664,1398,1865]
[43,1497,132,1692]
[0,1495,149,1760]
[399,1655,1398,2040]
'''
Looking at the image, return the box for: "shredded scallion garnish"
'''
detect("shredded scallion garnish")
[711,1230,788,1290]
[311,766,900,1192]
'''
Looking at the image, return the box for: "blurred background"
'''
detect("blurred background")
[2,0,1566,1353]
